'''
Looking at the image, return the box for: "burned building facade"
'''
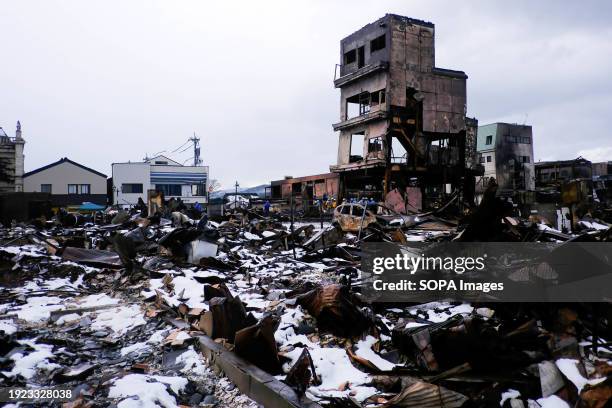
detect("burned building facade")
[330,14,479,208]
[535,157,592,187]
[476,122,535,197]
[0,121,25,193]
[270,173,339,211]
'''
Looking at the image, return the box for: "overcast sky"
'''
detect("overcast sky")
[2,1,611,188]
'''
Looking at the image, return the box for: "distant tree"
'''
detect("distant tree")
[208,179,222,193]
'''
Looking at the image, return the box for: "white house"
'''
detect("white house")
[23,157,108,206]
[111,155,209,206]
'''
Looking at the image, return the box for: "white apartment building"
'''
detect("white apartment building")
[112,155,209,206]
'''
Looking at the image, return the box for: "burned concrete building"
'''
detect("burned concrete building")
[535,157,592,187]
[476,122,535,199]
[269,173,339,212]
[0,121,26,193]
[330,14,480,209]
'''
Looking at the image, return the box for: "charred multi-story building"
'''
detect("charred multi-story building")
[0,121,26,193]
[330,14,479,207]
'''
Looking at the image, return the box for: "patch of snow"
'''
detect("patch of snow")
[2,340,60,379]
[500,389,521,406]
[91,305,146,336]
[284,345,372,401]
[175,346,209,376]
[108,373,188,407]
[407,301,473,323]
[72,293,120,308]
[244,232,261,241]
[15,296,64,323]
[55,313,81,325]
[120,342,151,356]
[534,395,570,407]
[355,336,396,371]
[556,358,606,393]
[0,319,17,334]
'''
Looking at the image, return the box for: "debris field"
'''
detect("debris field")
[1,199,612,408]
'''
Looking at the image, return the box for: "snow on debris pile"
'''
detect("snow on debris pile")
[108,374,188,407]
[556,358,607,393]
[2,204,612,407]
[2,339,60,379]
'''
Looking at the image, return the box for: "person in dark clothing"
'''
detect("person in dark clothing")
[263,200,271,216]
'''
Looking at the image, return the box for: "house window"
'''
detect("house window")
[122,183,144,194]
[155,184,182,196]
[192,183,206,196]
[68,184,90,194]
[521,156,530,163]
[344,49,356,64]
[370,34,386,53]
[486,156,492,163]
[41,184,52,193]
[520,137,531,144]
[485,135,492,145]
[357,46,365,68]
[479,156,485,164]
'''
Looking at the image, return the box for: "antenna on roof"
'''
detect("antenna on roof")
[522,113,528,125]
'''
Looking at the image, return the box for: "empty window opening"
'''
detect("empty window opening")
[370,34,386,53]
[344,49,356,65]
[391,136,408,164]
[368,137,383,153]
[357,46,365,68]
[485,135,492,145]
[346,90,385,119]
[370,89,386,109]
[291,182,302,195]
[346,92,370,119]
[350,132,365,163]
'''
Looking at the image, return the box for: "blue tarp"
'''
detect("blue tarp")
[78,202,106,211]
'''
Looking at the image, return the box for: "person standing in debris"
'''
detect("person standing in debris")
[263,200,271,217]
[136,197,148,217]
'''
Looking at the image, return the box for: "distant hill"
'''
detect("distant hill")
[210,184,270,199]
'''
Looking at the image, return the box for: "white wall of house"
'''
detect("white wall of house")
[112,162,150,205]
[112,162,209,206]
[482,151,497,179]
[24,161,106,194]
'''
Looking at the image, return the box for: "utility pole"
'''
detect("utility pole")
[235,181,239,210]
[189,132,202,166]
